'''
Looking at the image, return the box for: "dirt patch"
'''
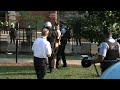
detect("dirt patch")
[0,60,100,66]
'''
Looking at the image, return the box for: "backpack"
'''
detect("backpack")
[117,38,120,44]
[63,29,72,39]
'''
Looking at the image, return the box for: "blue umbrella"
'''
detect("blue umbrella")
[100,62,120,79]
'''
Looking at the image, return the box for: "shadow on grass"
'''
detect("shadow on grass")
[0,72,35,76]
[0,66,35,76]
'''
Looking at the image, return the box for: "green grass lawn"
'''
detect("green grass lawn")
[0,54,100,79]
[0,65,101,79]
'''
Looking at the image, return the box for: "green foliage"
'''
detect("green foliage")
[30,15,45,29]
[20,11,31,20]
[19,11,44,29]
[59,11,120,43]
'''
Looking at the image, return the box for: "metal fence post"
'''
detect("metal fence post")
[16,39,18,63]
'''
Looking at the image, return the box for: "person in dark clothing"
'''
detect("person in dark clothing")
[9,24,16,44]
[56,26,71,68]
[26,25,32,43]
[44,22,58,73]
[4,20,9,34]
[91,30,120,73]
[75,37,82,46]
[15,21,19,30]
[116,38,120,44]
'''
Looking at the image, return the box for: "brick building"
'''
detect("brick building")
[0,11,58,26]
[16,11,57,24]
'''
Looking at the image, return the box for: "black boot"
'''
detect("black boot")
[62,64,67,67]
[56,60,60,69]
[50,68,53,73]
[56,65,60,69]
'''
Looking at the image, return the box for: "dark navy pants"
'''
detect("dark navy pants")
[56,44,67,67]
[34,57,47,79]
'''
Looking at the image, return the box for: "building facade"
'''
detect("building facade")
[0,11,58,26]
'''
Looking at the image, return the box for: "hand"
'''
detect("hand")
[55,47,59,53]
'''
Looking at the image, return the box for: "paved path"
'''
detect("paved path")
[0,58,100,66]
[0,58,80,65]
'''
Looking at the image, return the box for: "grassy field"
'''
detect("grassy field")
[0,65,101,79]
[0,54,101,79]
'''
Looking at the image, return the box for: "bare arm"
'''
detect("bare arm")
[94,55,105,63]
[90,55,105,64]
[46,42,52,57]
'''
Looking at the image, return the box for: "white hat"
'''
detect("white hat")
[44,22,52,28]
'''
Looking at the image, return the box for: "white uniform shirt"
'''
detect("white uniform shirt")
[57,29,61,39]
[61,28,66,34]
[98,37,120,57]
[32,37,52,58]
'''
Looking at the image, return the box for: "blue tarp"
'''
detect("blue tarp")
[100,62,120,79]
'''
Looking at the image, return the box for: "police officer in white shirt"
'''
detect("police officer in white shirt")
[56,25,68,68]
[32,28,52,79]
[91,30,120,73]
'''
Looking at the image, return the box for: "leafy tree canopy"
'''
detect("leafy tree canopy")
[59,11,120,43]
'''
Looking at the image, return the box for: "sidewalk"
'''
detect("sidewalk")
[0,58,100,66]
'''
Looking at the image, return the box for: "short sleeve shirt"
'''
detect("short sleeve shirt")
[32,37,52,58]
[98,37,120,57]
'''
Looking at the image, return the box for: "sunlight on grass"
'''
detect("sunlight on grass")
[0,65,100,79]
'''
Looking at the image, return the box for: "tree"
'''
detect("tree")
[19,11,44,29]
[59,11,120,44]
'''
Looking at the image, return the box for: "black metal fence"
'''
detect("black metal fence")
[17,27,37,54]
[0,20,91,55]
[0,20,39,54]
[0,20,97,63]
